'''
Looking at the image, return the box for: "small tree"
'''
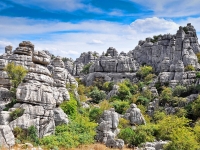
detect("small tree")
[4,62,28,95]
[89,87,106,103]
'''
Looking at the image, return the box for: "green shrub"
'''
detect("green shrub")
[60,93,78,119]
[196,72,200,78]
[4,62,28,96]
[160,87,173,106]
[196,52,200,63]
[102,82,114,92]
[136,65,153,79]
[157,116,190,140]
[164,127,199,150]
[191,95,200,119]
[89,107,103,122]
[151,34,162,43]
[117,82,132,100]
[118,118,130,129]
[10,108,24,121]
[81,63,92,74]
[27,126,39,144]
[144,74,156,83]
[89,87,106,103]
[136,96,149,106]
[185,65,195,71]
[111,100,129,114]
[40,114,97,149]
[118,127,135,144]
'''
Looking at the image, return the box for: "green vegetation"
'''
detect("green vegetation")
[81,63,93,74]
[13,125,39,145]
[4,62,28,95]
[151,34,162,43]
[89,86,106,103]
[136,65,153,79]
[183,27,189,34]
[185,65,195,71]
[10,108,24,121]
[40,114,97,149]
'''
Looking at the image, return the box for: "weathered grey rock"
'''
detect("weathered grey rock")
[147,98,159,116]
[124,104,146,125]
[141,141,169,150]
[0,125,15,148]
[106,85,119,99]
[106,139,124,149]
[53,107,69,125]
[0,87,11,111]
[96,108,123,148]
[32,50,51,65]
[0,111,10,125]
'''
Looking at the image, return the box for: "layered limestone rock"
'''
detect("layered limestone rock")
[0,125,15,148]
[132,23,200,73]
[124,104,146,125]
[66,51,99,76]
[0,41,74,139]
[95,108,124,149]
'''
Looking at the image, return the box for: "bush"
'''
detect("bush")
[144,73,156,83]
[81,63,92,74]
[136,96,149,106]
[89,107,103,122]
[4,62,28,95]
[40,114,97,149]
[136,65,153,79]
[10,108,24,121]
[160,87,173,106]
[99,100,112,110]
[118,127,135,144]
[191,95,200,119]
[118,118,130,129]
[117,82,132,100]
[60,93,78,119]
[151,34,162,43]
[13,126,39,145]
[196,72,200,78]
[184,65,195,71]
[89,87,106,103]
[111,100,129,114]
[196,52,200,63]
[102,81,114,92]
[164,127,199,150]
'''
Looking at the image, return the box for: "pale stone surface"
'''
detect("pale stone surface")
[124,104,146,125]
[0,125,15,148]
[96,108,124,149]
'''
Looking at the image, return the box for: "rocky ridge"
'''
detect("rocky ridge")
[0,41,77,147]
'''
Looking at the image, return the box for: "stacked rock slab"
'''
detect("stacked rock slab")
[66,51,99,76]
[0,41,72,140]
[95,108,124,149]
[132,23,200,73]
[124,104,146,125]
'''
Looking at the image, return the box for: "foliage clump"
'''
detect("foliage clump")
[81,63,92,74]
[185,65,195,71]
[10,108,24,121]
[136,65,153,79]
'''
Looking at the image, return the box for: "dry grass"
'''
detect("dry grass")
[2,143,136,150]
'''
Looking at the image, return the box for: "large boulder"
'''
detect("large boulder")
[0,125,15,148]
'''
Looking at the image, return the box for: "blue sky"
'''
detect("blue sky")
[0,0,200,59]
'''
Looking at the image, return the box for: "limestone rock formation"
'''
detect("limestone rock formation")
[132,24,200,72]
[124,104,146,125]
[0,125,15,148]
[95,108,124,149]
[0,41,76,141]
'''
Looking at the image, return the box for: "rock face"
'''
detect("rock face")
[0,41,76,140]
[65,51,99,76]
[124,104,146,125]
[0,125,15,148]
[141,141,169,150]
[95,108,124,149]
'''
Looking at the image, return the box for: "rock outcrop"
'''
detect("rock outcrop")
[0,125,15,148]
[0,41,76,141]
[124,104,146,125]
[95,108,124,149]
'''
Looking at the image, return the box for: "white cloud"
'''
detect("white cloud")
[88,39,104,44]
[130,17,179,34]
[1,16,197,59]
[9,0,103,13]
[131,0,200,17]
